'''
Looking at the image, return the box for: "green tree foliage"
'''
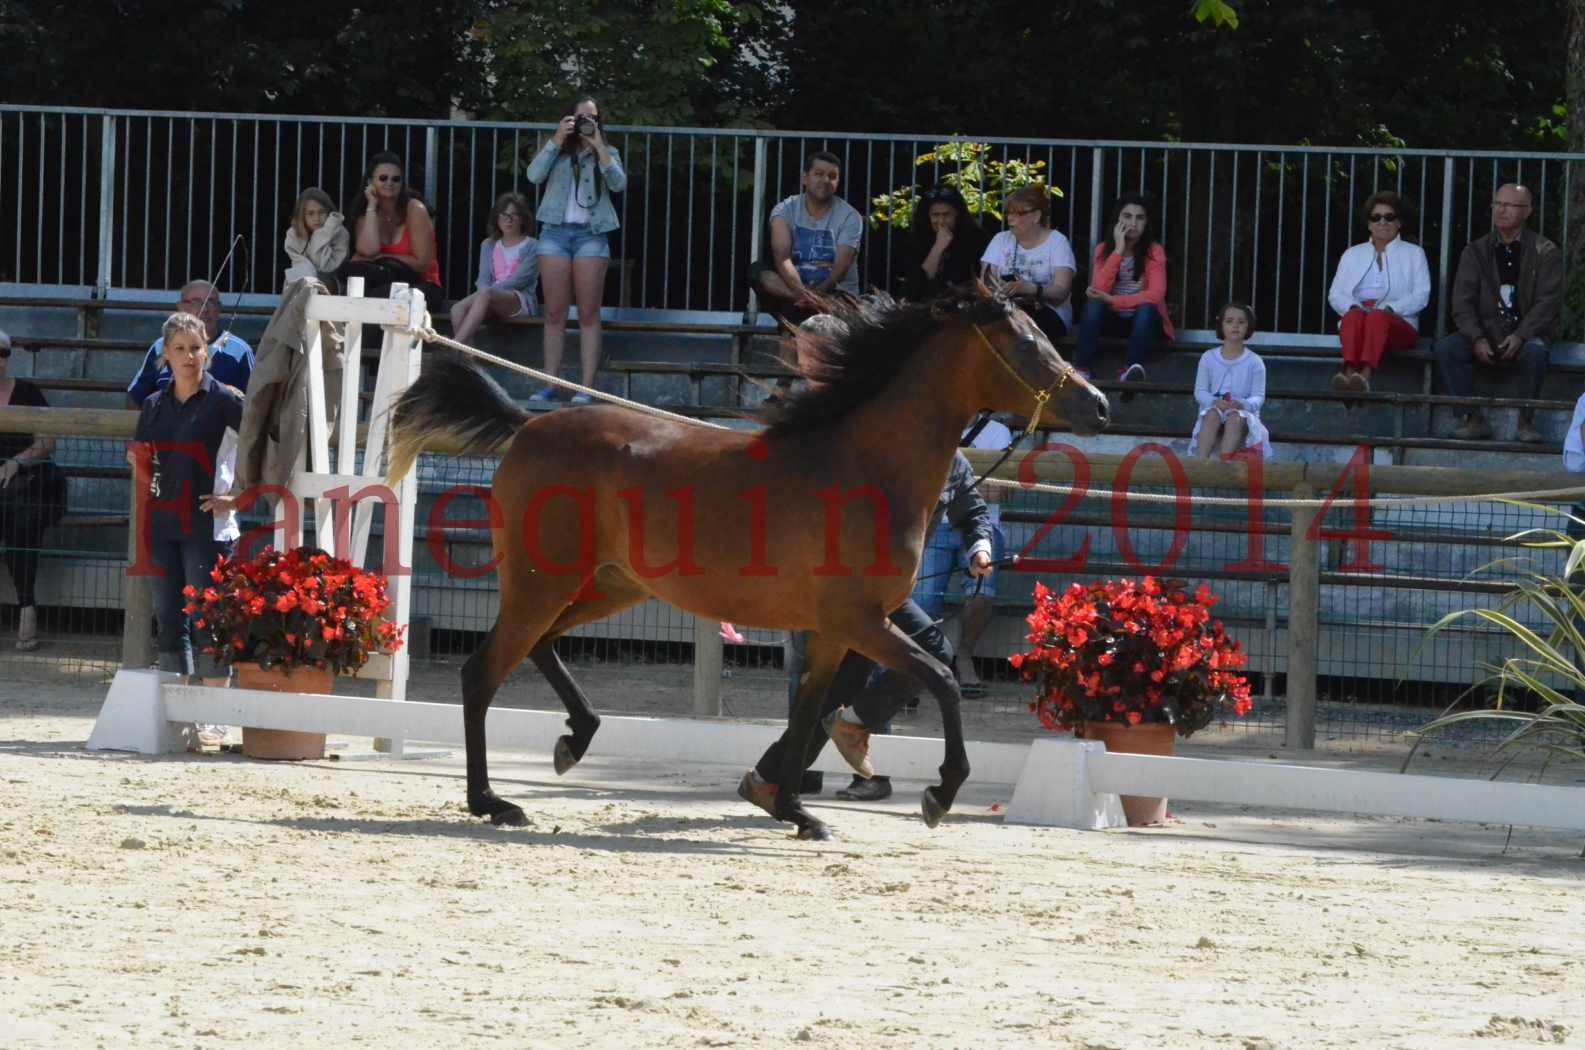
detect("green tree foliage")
[869,143,1062,231]
[769,0,1566,150]
[464,1,770,126]
[0,0,1569,152]
[0,0,487,117]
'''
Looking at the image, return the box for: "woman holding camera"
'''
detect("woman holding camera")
[978,185,1075,345]
[526,96,627,404]
[345,151,443,305]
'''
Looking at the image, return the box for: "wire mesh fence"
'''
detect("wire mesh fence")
[3,427,1579,755]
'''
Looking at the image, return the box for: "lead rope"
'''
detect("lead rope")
[418,322,1585,512]
[418,323,734,431]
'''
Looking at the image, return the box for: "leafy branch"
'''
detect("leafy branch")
[869,142,1064,232]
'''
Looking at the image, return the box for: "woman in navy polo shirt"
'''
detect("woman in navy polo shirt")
[129,313,245,744]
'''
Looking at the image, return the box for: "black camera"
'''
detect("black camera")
[574,114,599,138]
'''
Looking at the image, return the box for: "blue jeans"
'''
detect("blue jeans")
[151,534,232,678]
[1074,300,1162,374]
[911,520,1006,621]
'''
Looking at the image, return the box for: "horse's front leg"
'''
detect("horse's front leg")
[848,616,968,828]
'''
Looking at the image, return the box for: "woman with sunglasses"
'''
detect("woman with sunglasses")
[525,96,627,404]
[906,184,988,300]
[1326,190,1429,392]
[449,192,540,345]
[345,151,443,305]
[0,329,66,651]
[978,185,1075,344]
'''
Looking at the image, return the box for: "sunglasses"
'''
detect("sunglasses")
[1368,212,1398,223]
[1007,208,1037,218]
[375,174,403,184]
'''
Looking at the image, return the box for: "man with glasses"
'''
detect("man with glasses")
[124,279,255,409]
[1434,183,1562,443]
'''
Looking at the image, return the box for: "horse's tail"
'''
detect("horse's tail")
[386,353,530,484]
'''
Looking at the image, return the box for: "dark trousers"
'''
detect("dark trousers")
[340,259,444,309]
[1433,332,1548,420]
[150,533,231,677]
[0,464,67,608]
[757,600,953,783]
[1073,300,1161,374]
[1027,303,1069,347]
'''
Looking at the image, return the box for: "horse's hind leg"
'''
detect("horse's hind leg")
[845,617,968,828]
[462,614,558,827]
[531,644,600,775]
[533,570,647,775]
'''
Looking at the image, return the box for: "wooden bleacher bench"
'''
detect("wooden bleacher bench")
[6,292,1579,456]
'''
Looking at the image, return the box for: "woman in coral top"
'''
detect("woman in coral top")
[345,151,443,306]
[1073,193,1174,385]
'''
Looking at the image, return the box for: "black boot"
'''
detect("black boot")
[835,775,892,801]
[799,769,824,795]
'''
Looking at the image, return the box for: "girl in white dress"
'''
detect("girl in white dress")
[1191,302,1271,460]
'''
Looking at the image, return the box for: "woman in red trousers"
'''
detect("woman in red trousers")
[1326,190,1430,392]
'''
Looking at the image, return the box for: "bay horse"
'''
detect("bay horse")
[386,286,1109,839]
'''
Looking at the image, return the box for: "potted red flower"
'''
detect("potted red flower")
[1008,577,1253,823]
[183,546,406,759]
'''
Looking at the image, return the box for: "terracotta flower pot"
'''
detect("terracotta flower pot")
[235,662,336,761]
[1078,719,1176,826]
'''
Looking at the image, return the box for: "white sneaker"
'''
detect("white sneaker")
[1118,363,1147,383]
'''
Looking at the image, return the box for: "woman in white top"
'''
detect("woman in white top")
[1326,190,1430,392]
[979,184,1075,343]
[449,193,540,345]
[1191,302,1271,460]
[282,187,349,288]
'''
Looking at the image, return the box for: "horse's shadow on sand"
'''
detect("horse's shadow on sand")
[109,800,847,857]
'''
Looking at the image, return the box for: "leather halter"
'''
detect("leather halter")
[972,323,1074,437]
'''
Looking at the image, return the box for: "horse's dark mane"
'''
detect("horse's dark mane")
[760,290,1011,436]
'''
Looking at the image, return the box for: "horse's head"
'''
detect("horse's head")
[945,282,1110,437]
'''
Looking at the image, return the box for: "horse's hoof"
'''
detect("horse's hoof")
[921,787,948,829]
[490,804,529,828]
[796,821,834,841]
[553,736,579,776]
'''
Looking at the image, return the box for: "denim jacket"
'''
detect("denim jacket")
[526,139,627,235]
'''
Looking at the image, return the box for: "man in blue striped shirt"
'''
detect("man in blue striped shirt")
[125,280,254,408]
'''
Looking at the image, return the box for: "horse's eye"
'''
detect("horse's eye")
[1019,338,1039,354]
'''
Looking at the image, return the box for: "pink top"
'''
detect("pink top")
[492,239,532,283]
[1090,242,1175,342]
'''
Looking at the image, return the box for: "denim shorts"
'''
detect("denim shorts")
[536,223,611,260]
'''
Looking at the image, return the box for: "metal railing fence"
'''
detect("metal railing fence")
[4,104,1583,338]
